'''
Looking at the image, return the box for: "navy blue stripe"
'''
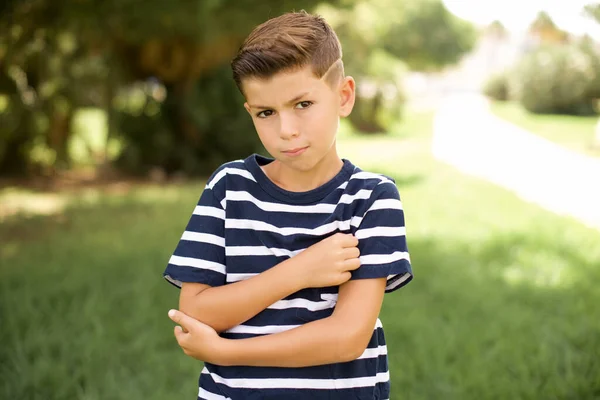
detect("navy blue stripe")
[185,213,224,233]
[173,241,224,262]
[202,378,390,400]
[206,355,388,380]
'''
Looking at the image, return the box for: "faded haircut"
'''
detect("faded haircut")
[231,10,344,94]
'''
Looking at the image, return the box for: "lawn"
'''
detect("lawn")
[1,111,600,399]
[490,101,600,158]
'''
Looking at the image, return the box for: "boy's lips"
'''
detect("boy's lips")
[282,146,308,156]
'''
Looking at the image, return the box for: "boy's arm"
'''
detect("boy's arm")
[179,233,361,333]
[171,277,386,367]
[179,259,304,334]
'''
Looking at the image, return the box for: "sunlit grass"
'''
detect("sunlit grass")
[1,111,599,399]
[490,101,600,157]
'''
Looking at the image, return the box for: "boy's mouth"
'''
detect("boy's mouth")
[282,146,308,157]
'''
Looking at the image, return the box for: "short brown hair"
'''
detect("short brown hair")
[231,10,344,94]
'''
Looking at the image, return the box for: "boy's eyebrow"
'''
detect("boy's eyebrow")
[248,91,310,109]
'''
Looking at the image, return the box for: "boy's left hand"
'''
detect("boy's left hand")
[168,309,222,362]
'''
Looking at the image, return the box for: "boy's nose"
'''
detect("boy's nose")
[279,115,300,140]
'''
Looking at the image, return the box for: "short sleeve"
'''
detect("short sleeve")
[163,184,226,289]
[351,181,413,293]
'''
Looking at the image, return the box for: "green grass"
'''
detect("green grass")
[490,101,600,158]
[2,112,600,399]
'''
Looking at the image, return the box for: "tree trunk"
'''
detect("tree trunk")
[46,108,73,172]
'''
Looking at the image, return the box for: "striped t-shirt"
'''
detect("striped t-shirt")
[164,153,413,400]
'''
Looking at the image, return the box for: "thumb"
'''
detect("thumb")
[168,309,192,330]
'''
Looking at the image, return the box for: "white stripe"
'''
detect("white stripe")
[369,199,403,211]
[181,232,225,247]
[377,178,396,186]
[226,273,256,282]
[355,226,406,239]
[339,189,372,204]
[225,324,300,335]
[198,387,231,400]
[357,345,388,360]
[202,367,389,389]
[320,293,338,302]
[268,297,335,312]
[360,251,410,265]
[337,171,394,190]
[349,171,385,181]
[226,246,303,257]
[226,191,336,213]
[375,318,383,329]
[386,272,412,291]
[168,255,225,274]
[193,205,225,219]
[206,166,253,190]
[225,218,362,236]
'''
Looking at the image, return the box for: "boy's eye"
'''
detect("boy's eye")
[257,110,274,118]
[296,101,313,109]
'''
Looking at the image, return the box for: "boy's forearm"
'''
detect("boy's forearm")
[180,258,305,333]
[215,315,364,367]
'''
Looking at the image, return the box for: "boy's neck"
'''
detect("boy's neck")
[261,147,344,193]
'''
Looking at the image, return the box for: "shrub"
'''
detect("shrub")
[483,72,510,101]
[513,44,597,115]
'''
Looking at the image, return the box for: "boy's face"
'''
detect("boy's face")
[242,65,355,172]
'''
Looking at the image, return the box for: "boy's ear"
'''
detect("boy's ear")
[338,76,356,118]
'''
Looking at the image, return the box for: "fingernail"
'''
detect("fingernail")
[168,309,176,318]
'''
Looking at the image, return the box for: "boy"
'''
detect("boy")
[164,10,413,400]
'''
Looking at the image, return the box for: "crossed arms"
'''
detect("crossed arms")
[169,233,387,368]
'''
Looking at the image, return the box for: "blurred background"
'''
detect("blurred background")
[1,0,600,398]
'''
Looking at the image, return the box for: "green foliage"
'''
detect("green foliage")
[348,50,407,133]
[380,0,477,72]
[585,3,600,25]
[512,44,598,115]
[483,72,510,101]
[115,66,262,176]
[578,36,600,101]
[0,0,331,177]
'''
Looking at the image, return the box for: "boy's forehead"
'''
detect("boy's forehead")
[242,67,330,105]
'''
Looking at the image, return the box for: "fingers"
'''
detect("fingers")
[340,271,352,283]
[343,257,361,271]
[332,232,359,248]
[343,246,360,260]
[174,325,185,340]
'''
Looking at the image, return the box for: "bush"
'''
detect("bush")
[578,37,600,101]
[347,49,406,134]
[483,73,510,101]
[115,65,263,177]
[513,44,597,115]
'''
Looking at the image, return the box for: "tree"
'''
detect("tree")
[487,20,508,40]
[0,0,344,177]
[527,11,569,44]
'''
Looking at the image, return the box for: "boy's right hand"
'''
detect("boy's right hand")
[291,233,361,288]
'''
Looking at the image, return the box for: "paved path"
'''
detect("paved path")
[432,93,600,232]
